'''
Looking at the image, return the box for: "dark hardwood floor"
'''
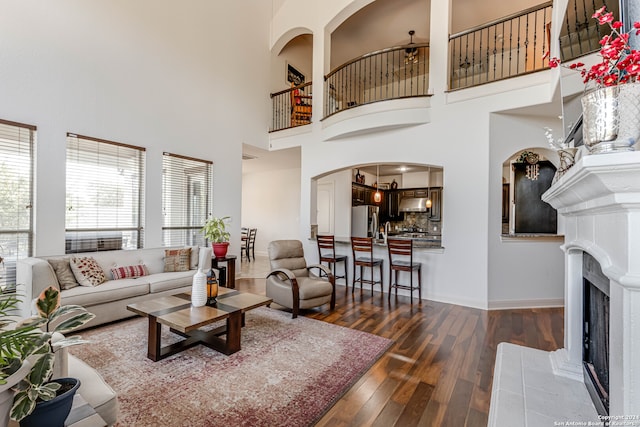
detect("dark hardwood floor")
[236,278,564,427]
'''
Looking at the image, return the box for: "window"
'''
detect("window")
[0,119,34,288]
[162,152,212,247]
[65,134,145,253]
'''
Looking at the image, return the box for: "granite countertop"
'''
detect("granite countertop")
[326,235,443,249]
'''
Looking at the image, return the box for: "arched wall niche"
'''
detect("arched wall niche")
[501,147,559,235]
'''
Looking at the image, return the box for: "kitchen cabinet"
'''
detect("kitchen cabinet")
[352,184,365,206]
[414,189,429,198]
[513,161,556,233]
[352,182,381,207]
[386,190,401,220]
[428,187,442,221]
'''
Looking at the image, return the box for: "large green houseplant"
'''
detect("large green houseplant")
[202,216,231,258]
[4,286,95,424]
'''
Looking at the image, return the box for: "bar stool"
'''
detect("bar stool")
[351,237,384,294]
[317,235,348,286]
[387,238,422,303]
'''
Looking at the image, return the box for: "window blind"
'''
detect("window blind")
[65,133,145,253]
[0,119,35,289]
[162,152,212,247]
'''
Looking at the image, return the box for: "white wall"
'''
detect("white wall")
[268,0,565,309]
[488,113,565,308]
[317,170,352,237]
[241,167,301,257]
[0,0,271,258]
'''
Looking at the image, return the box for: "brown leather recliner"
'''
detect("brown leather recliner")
[266,240,335,318]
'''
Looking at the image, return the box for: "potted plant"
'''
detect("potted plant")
[0,293,42,427]
[8,286,95,426]
[202,216,231,258]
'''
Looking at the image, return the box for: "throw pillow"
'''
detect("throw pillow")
[164,248,191,272]
[110,264,149,280]
[70,256,107,287]
[48,258,79,290]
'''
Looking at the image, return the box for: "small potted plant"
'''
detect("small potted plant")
[202,216,231,258]
[9,286,95,426]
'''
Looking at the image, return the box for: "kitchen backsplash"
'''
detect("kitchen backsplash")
[388,213,441,235]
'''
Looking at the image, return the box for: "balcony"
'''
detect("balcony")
[448,1,553,90]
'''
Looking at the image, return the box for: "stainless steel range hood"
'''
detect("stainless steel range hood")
[399,197,429,212]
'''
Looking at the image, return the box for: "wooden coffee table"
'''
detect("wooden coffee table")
[126,288,272,361]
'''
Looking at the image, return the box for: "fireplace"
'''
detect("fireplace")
[489,152,640,425]
[541,151,640,418]
[582,252,609,416]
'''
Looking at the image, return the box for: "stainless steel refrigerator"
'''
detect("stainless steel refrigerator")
[351,205,379,238]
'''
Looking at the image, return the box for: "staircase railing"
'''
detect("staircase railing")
[323,43,430,119]
[449,1,553,90]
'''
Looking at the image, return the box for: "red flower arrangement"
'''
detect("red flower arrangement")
[546,6,640,88]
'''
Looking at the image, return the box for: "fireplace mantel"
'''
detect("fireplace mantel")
[489,151,640,425]
[543,151,640,217]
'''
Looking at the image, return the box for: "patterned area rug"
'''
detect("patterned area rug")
[71,307,392,426]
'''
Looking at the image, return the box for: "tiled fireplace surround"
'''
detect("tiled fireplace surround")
[489,152,640,425]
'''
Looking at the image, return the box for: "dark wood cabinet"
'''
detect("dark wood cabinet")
[352,182,383,207]
[502,184,510,224]
[387,190,401,220]
[428,188,442,221]
[513,161,557,233]
[352,184,365,206]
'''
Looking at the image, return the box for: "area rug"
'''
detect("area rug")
[70,307,393,426]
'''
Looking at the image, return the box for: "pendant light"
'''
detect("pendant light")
[426,166,432,209]
[374,164,382,203]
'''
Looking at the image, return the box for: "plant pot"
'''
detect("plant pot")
[212,242,229,259]
[19,377,80,427]
[0,360,32,427]
[581,83,640,154]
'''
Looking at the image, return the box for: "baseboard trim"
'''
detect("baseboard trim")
[488,298,564,310]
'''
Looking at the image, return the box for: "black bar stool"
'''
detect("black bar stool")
[317,235,348,287]
[351,237,384,294]
[387,238,422,303]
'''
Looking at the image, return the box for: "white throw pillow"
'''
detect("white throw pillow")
[70,256,107,287]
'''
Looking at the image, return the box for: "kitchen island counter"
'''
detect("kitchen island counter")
[312,236,444,251]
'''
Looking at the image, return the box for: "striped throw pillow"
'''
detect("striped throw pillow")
[110,264,149,280]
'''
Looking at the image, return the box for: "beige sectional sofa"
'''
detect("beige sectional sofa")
[17,246,212,329]
[14,246,212,425]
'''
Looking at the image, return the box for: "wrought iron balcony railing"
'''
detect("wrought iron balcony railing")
[270,82,313,132]
[559,0,618,63]
[323,43,430,119]
[449,1,553,90]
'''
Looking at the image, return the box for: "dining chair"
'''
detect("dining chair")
[387,238,422,303]
[350,237,384,294]
[316,235,348,287]
[241,228,257,262]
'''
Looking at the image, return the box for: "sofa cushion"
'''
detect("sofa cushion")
[110,264,149,280]
[62,278,149,307]
[163,248,191,272]
[48,258,78,290]
[147,271,195,293]
[70,257,107,287]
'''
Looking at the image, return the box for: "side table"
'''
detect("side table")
[212,255,236,289]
